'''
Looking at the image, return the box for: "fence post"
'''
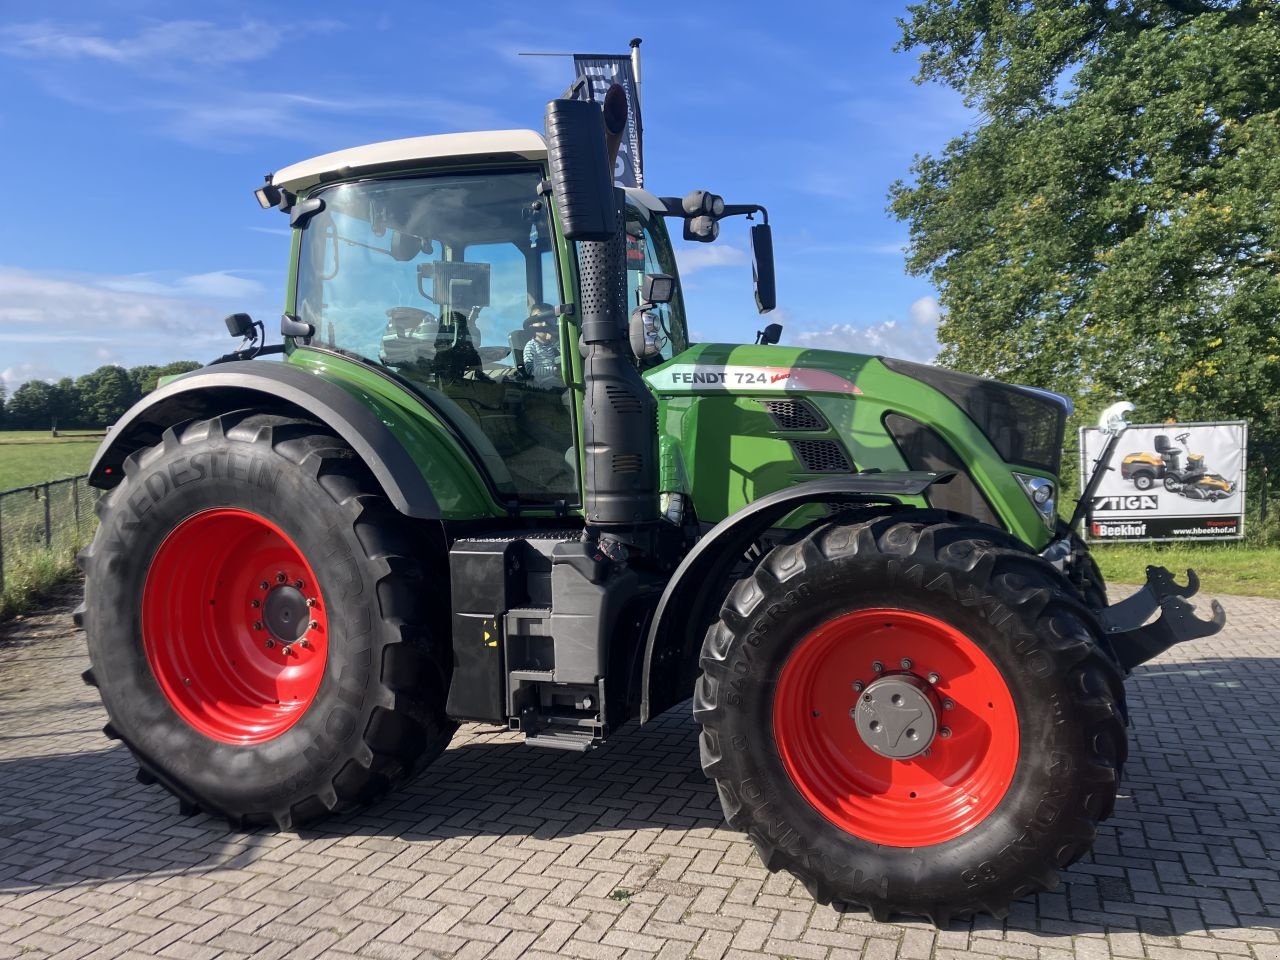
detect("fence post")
[73,476,81,537]
[43,482,52,548]
[0,494,5,595]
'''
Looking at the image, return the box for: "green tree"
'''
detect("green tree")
[5,380,57,430]
[891,1,1280,461]
[79,365,139,427]
[0,385,7,429]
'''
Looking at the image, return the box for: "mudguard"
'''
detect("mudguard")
[639,471,954,722]
[88,361,440,518]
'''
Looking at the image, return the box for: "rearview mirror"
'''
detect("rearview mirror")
[751,223,776,313]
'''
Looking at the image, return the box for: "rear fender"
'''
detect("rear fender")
[639,471,954,722]
[89,361,442,517]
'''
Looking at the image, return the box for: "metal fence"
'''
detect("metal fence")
[0,475,102,593]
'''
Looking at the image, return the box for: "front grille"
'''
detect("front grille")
[880,357,1066,474]
[761,399,827,432]
[790,439,853,473]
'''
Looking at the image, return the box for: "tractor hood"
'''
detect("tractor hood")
[643,342,1070,547]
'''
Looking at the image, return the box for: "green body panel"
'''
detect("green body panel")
[644,342,1054,549]
[286,349,507,519]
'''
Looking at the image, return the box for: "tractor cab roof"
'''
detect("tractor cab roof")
[271,129,549,193]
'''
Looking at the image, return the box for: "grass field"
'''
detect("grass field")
[0,431,103,491]
[1093,541,1280,599]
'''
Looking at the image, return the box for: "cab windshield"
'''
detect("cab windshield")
[295,169,575,504]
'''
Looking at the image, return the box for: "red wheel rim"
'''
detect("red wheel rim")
[141,509,328,745]
[773,608,1019,847]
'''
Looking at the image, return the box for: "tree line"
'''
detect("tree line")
[0,362,201,431]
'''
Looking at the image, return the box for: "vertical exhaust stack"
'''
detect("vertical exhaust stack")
[544,91,658,535]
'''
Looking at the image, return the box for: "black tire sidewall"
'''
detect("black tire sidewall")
[85,425,389,815]
[705,535,1100,910]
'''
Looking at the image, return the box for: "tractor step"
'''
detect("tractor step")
[520,725,600,752]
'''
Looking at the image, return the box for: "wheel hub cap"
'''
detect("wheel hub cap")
[263,585,307,643]
[854,673,937,759]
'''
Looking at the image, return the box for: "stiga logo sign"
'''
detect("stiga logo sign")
[1080,419,1247,542]
[1092,494,1158,511]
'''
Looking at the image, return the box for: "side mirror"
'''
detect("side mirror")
[1098,400,1136,436]
[751,223,776,313]
[544,98,619,241]
[289,196,326,228]
[641,273,675,305]
[757,322,783,346]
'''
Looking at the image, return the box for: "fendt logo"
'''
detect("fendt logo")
[1093,494,1159,511]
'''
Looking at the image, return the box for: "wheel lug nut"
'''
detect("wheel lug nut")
[306,598,317,607]
[283,646,293,656]
[943,699,955,711]
[293,580,303,589]
[276,572,287,583]
[253,620,264,631]
[940,727,952,738]
[927,672,940,684]
[265,638,275,648]
[852,680,864,692]
[299,639,309,648]
[250,599,261,609]
[900,658,913,670]
[260,581,269,591]
[309,620,319,630]
[872,661,883,673]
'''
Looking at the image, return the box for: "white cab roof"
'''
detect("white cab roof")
[272,129,548,193]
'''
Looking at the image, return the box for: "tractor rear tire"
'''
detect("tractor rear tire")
[694,514,1125,925]
[79,412,456,829]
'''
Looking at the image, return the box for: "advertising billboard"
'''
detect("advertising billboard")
[1080,421,1247,542]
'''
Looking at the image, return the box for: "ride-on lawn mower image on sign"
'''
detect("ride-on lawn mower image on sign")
[77,87,1226,925]
[1122,433,1237,501]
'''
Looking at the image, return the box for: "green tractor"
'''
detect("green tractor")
[78,88,1224,924]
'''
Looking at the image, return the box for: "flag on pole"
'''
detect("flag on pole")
[573,54,643,187]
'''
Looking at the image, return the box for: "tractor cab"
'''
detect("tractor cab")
[273,137,694,511]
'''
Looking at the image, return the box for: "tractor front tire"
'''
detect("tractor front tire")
[1131,471,1154,491]
[694,515,1125,925]
[79,412,456,829]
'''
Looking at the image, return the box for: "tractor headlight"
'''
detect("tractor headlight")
[1014,473,1057,531]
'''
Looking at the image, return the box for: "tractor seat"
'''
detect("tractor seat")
[510,329,534,376]
[1154,434,1176,455]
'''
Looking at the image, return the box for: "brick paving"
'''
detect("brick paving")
[1,582,1278,959]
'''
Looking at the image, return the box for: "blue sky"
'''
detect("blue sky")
[0,1,974,393]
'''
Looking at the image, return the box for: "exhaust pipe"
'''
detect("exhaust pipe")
[544,87,658,535]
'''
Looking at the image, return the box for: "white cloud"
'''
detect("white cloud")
[790,295,941,363]
[96,270,266,301]
[675,244,749,276]
[0,265,274,390]
[1,362,62,394]
[1,19,293,67]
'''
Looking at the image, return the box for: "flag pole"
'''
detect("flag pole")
[630,38,644,187]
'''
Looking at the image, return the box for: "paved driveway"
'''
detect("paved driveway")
[1,584,1278,960]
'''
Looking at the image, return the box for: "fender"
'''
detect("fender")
[88,360,440,518]
[640,471,954,722]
